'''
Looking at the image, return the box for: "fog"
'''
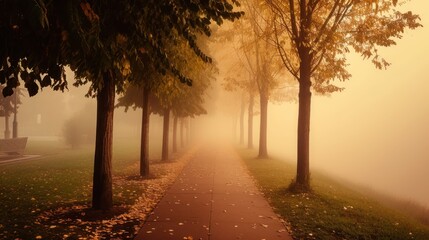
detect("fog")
[219,2,428,208]
[1,0,427,214]
[281,3,429,208]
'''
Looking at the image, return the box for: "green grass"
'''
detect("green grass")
[0,138,146,239]
[238,148,429,240]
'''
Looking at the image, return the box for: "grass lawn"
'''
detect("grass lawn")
[0,138,186,239]
[238,148,429,240]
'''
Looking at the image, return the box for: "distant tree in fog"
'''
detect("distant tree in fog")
[241,0,287,158]
[223,62,258,149]
[63,104,96,149]
[116,57,159,177]
[152,38,214,161]
[0,86,22,139]
[222,0,296,157]
[266,0,421,191]
[117,35,214,172]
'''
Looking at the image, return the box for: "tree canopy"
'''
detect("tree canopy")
[265,0,421,189]
[1,0,243,210]
[0,0,243,96]
[267,0,421,90]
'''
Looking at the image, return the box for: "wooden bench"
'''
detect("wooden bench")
[0,137,28,155]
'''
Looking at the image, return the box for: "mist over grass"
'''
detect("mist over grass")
[238,147,429,239]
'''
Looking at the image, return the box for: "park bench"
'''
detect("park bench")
[0,137,28,155]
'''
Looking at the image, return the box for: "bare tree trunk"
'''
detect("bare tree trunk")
[240,94,245,145]
[187,117,191,145]
[258,92,268,158]
[140,87,150,176]
[232,115,237,142]
[4,113,10,139]
[161,108,170,161]
[180,118,184,148]
[92,72,115,210]
[12,91,18,138]
[247,93,254,149]
[296,48,312,190]
[172,115,178,153]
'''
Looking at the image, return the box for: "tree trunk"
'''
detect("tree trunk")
[139,87,150,177]
[247,93,254,149]
[161,108,170,161]
[240,94,245,145]
[172,115,178,153]
[232,115,237,142]
[258,92,268,158]
[92,72,115,210]
[187,117,191,145]
[4,113,10,139]
[180,118,184,148]
[12,92,18,138]
[296,48,312,190]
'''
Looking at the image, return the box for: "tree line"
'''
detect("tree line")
[222,0,420,191]
[0,0,421,211]
[0,0,243,211]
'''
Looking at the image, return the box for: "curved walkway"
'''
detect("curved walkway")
[135,145,292,240]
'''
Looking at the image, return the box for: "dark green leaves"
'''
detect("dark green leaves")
[48,65,62,81]
[41,75,51,88]
[2,86,14,97]
[1,0,242,98]
[24,80,39,97]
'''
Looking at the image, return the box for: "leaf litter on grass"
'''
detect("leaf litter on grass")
[33,148,197,239]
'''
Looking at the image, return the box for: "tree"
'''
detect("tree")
[242,0,286,158]
[116,59,160,176]
[63,103,96,148]
[170,38,213,153]
[222,45,259,149]
[223,0,289,156]
[0,86,23,139]
[154,62,212,161]
[266,0,421,190]
[239,93,246,144]
[0,86,12,139]
[11,88,21,138]
[1,0,243,210]
[117,34,213,168]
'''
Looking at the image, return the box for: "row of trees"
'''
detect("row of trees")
[115,36,214,175]
[223,0,420,191]
[0,0,243,210]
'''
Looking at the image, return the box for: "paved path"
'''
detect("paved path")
[0,155,41,166]
[135,145,293,240]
